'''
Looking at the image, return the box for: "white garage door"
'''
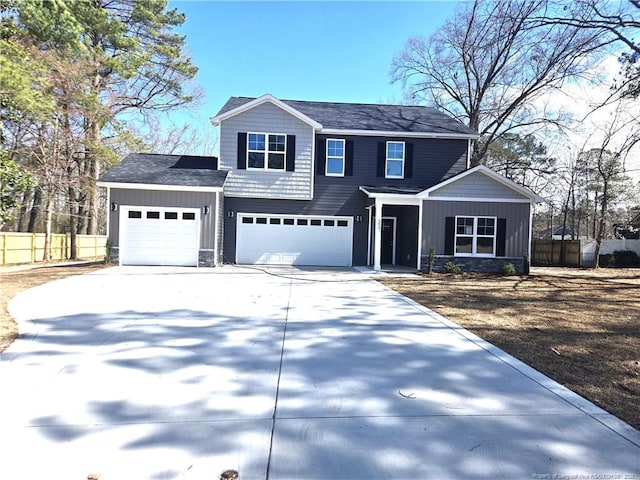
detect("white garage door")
[120,206,200,266]
[236,213,353,266]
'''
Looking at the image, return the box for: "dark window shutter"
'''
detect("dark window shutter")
[237,132,247,169]
[286,135,296,171]
[496,218,507,257]
[316,137,326,176]
[405,142,413,178]
[345,140,354,176]
[444,217,455,255]
[377,141,385,177]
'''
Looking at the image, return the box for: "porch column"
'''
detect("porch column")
[374,198,383,271]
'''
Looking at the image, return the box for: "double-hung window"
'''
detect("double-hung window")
[326,139,345,176]
[386,141,405,178]
[247,133,286,170]
[455,216,496,256]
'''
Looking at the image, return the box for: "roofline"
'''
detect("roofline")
[321,128,479,140]
[210,94,323,129]
[417,165,544,203]
[358,186,422,202]
[97,182,224,193]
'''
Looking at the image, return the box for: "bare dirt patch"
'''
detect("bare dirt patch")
[381,267,640,430]
[0,261,108,352]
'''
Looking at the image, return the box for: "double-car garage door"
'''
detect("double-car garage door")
[236,213,353,266]
[120,206,200,266]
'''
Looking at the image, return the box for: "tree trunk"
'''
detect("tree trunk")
[593,181,610,269]
[68,184,78,260]
[42,193,52,262]
[86,121,101,235]
[17,191,31,232]
[27,188,41,232]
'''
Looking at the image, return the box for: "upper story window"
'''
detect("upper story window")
[455,216,496,257]
[247,133,286,170]
[326,139,345,176]
[386,141,405,178]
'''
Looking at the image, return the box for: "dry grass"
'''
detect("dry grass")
[381,267,640,430]
[0,261,107,352]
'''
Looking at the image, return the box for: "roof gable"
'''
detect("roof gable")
[419,165,543,203]
[211,94,322,129]
[97,153,227,190]
[213,95,477,137]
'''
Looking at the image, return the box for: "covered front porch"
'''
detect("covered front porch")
[360,186,423,272]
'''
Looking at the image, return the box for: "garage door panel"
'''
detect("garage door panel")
[120,206,200,266]
[236,214,352,266]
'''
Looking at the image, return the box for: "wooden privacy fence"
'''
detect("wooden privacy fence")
[0,233,107,265]
[532,240,581,267]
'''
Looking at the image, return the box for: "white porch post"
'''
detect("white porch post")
[417,200,423,270]
[374,198,383,271]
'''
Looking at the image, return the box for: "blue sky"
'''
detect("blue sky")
[164,1,460,150]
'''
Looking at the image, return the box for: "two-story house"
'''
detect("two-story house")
[98,94,541,273]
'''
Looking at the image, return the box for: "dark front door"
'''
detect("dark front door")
[381,218,395,265]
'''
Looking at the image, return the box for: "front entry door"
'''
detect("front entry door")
[381,217,396,265]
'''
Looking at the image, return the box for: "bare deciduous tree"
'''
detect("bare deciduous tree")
[533,0,640,98]
[391,0,615,165]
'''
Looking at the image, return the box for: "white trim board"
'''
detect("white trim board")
[425,196,533,204]
[97,182,224,193]
[319,128,478,140]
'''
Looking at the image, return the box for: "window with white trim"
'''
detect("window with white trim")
[455,216,496,256]
[247,133,286,170]
[326,139,345,176]
[386,141,405,178]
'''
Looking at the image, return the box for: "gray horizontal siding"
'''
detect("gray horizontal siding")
[431,171,529,199]
[315,134,468,189]
[422,200,531,258]
[219,102,314,199]
[109,189,218,250]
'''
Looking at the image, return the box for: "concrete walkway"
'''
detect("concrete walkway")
[1,266,638,480]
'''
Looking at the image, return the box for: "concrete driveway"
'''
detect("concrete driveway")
[1,266,638,480]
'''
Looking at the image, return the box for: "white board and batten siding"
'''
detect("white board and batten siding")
[236,213,353,266]
[219,102,315,200]
[120,206,200,266]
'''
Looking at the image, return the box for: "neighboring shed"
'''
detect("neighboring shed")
[97,153,227,267]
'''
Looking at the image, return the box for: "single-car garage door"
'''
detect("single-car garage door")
[236,213,353,266]
[120,206,200,266]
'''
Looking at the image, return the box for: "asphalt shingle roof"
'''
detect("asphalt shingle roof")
[98,153,227,188]
[217,97,477,136]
